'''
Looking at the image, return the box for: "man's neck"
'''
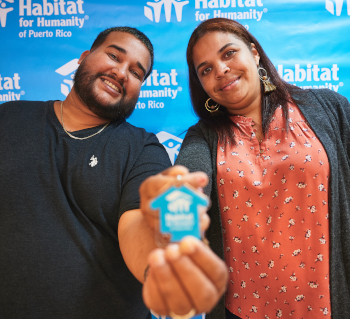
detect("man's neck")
[54,89,109,132]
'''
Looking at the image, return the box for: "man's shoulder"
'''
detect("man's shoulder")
[113,120,159,144]
[1,100,49,106]
[118,120,150,133]
[106,121,171,167]
[0,100,52,113]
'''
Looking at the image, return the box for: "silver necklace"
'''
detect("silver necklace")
[60,101,109,140]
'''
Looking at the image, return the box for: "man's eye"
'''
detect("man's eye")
[131,70,140,79]
[225,50,235,58]
[109,53,117,60]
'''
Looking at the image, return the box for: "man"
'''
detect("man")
[0,27,227,319]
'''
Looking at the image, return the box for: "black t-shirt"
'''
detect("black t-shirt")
[0,100,171,319]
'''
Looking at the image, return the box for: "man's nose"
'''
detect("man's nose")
[111,64,127,82]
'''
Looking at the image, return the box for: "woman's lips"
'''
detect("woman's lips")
[221,76,241,91]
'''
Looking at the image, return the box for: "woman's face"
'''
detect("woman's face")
[193,31,261,116]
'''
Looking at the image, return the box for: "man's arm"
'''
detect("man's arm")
[118,166,228,317]
[118,208,157,283]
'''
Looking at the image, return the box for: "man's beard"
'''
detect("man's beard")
[73,61,137,121]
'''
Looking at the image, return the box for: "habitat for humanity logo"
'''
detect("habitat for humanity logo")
[136,68,182,111]
[55,59,79,96]
[156,131,183,165]
[144,0,189,23]
[0,73,22,102]
[13,0,86,38]
[151,184,208,242]
[277,63,343,92]
[195,0,267,23]
[326,0,350,16]
[0,0,14,27]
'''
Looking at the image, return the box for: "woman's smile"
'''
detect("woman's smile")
[220,76,241,91]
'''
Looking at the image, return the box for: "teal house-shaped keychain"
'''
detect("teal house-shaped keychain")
[150,184,209,242]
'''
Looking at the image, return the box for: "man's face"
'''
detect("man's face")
[74,31,151,121]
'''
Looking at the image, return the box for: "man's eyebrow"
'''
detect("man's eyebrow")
[107,44,127,54]
[196,42,236,74]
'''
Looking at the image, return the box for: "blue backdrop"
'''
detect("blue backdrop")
[1,0,349,165]
[1,1,349,318]
[1,0,350,164]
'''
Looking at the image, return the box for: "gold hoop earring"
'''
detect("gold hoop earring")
[258,66,276,93]
[205,98,219,113]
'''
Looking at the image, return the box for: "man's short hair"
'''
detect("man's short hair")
[90,26,154,80]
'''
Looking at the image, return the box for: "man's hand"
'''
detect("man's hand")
[139,166,228,317]
[143,236,228,317]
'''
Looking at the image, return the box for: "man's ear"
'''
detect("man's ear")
[78,50,90,64]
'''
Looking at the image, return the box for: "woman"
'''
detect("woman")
[175,18,350,319]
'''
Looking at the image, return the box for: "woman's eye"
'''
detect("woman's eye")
[202,67,211,75]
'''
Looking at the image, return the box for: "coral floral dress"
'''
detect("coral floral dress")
[217,104,331,318]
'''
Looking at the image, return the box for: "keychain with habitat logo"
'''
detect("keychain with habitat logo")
[150,175,210,244]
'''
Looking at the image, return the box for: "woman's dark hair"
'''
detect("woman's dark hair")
[186,18,305,143]
[90,26,154,80]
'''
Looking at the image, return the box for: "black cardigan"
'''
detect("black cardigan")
[175,89,350,319]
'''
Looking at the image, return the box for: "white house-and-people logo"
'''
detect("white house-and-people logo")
[0,0,14,27]
[144,0,189,22]
[55,59,79,97]
[326,0,350,16]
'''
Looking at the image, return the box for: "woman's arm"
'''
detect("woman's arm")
[176,124,214,197]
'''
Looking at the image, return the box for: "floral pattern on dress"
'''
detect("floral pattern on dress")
[218,104,331,318]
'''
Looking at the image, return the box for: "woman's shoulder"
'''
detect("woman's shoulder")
[299,88,349,106]
[184,120,218,143]
[295,89,350,132]
[187,120,207,132]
